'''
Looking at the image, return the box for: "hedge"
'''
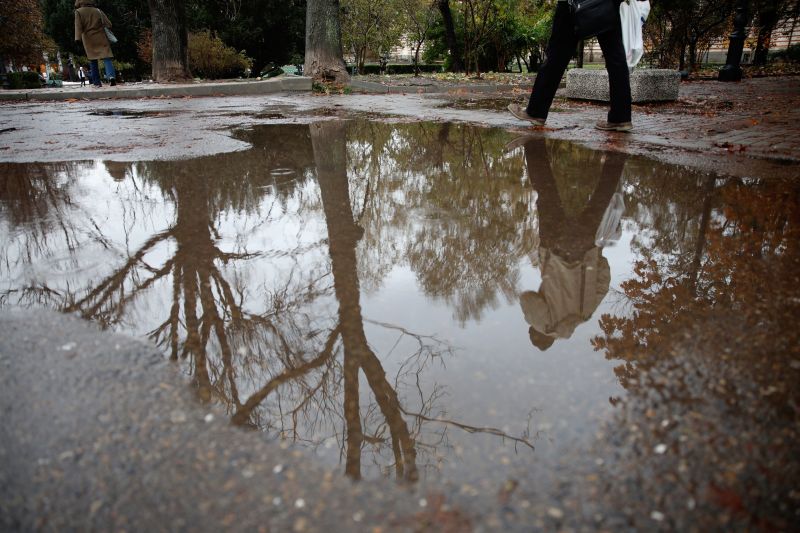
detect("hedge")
[354,64,444,75]
[5,72,43,90]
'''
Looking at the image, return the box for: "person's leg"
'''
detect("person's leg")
[526,3,579,120]
[523,138,566,249]
[103,58,116,84]
[89,60,101,86]
[596,17,632,124]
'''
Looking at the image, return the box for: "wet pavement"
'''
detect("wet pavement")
[2,78,799,183]
[1,117,799,530]
[0,76,311,102]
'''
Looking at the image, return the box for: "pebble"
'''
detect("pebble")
[547,507,564,519]
[654,443,668,454]
[170,410,187,424]
[651,510,665,521]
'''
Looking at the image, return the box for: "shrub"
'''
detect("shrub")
[188,30,253,79]
[6,71,43,89]
[770,43,800,63]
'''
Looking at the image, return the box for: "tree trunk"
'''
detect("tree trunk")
[305,0,349,83]
[147,0,191,81]
[753,4,779,66]
[437,0,464,72]
[414,43,422,76]
[577,40,585,68]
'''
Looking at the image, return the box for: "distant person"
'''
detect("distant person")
[508,0,638,132]
[516,137,626,351]
[77,66,87,86]
[74,0,116,88]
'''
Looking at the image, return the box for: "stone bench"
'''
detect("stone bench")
[566,68,680,103]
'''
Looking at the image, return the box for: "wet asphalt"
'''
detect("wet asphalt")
[0,309,439,532]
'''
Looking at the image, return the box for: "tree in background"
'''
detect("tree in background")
[1,0,54,68]
[645,0,735,72]
[486,0,552,72]
[436,0,463,71]
[423,0,553,74]
[341,0,404,73]
[305,0,349,82]
[148,0,192,80]
[460,0,499,77]
[752,0,800,65]
[400,0,439,76]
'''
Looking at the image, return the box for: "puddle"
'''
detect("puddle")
[1,121,798,522]
[88,109,178,118]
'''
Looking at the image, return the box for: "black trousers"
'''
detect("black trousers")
[526,1,632,123]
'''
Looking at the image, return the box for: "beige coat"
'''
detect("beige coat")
[74,1,113,60]
[520,247,611,341]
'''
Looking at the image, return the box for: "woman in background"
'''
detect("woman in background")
[74,0,116,87]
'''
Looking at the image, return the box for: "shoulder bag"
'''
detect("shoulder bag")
[104,27,118,44]
[96,8,118,43]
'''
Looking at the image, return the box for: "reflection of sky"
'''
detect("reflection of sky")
[359,224,636,472]
[0,149,642,486]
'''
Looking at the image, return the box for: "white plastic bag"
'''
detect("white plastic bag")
[594,191,625,247]
[620,0,650,69]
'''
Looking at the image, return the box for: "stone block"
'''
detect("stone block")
[566,68,680,103]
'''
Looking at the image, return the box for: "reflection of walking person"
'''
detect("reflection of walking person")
[74,0,116,88]
[518,138,626,351]
[508,0,635,132]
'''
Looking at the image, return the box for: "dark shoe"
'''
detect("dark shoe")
[595,121,632,132]
[508,104,546,126]
[110,79,117,86]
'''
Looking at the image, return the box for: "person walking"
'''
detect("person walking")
[508,0,634,132]
[77,65,87,86]
[74,0,116,88]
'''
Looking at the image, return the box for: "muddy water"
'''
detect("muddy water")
[1,121,798,524]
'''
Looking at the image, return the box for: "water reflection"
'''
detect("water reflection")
[520,138,625,350]
[588,175,800,530]
[1,120,798,523]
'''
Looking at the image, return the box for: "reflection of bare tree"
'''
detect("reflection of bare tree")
[0,162,101,308]
[346,122,538,324]
[1,122,537,482]
[230,121,535,481]
[313,120,419,480]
